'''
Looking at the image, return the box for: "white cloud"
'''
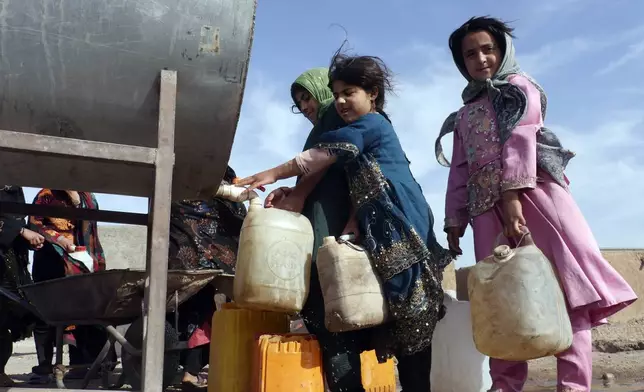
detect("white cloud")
[518,37,594,75]
[596,39,644,75]
[236,76,311,161]
[517,24,644,77]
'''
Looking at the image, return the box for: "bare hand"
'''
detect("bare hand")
[21,228,45,249]
[502,191,526,238]
[232,177,265,192]
[57,237,76,253]
[446,226,464,255]
[275,194,305,213]
[265,187,293,208]
[235,170,278,192]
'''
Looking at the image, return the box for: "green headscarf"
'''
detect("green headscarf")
[290,67,334,121]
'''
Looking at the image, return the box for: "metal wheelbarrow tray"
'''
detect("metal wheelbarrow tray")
[18,269,231,326]
[5,269,233,389]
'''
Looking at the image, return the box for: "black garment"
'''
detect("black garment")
[398,346,432,391]
[182,346,210,376]
[170,284,218,374]
[0,186,35,374]
[31,245,107,370]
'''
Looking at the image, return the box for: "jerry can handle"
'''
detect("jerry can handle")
[493,226,533,252]
[337,234,366,252]
[338,234,356,242]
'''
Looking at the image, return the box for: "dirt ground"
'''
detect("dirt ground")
[4,319,644,391]
[524,318,644,391]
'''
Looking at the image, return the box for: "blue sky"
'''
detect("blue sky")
[24,0,644,268]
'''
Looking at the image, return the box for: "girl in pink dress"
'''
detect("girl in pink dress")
[436,16,637,392]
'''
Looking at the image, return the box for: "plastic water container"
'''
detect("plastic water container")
[233,194,314,313]
[252,334,324,392]
[360,350,396,392]
[430,293,492,392]
[316,236,388,332]
[208,303,290,392]
[468,231,573,361]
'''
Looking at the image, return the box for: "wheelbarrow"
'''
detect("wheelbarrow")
[0,268,233,390]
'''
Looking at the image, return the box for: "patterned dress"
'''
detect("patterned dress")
[168,166,247,349]
[444,74,636,323]
[443,74,637,392]
[29,190,105,275]
[311,112,453,357]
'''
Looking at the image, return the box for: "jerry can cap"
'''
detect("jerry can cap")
[493,245,513,261]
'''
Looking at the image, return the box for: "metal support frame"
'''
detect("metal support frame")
[0,69,178,392]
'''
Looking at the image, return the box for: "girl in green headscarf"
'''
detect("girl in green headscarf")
[290,67,334,124]
[264,68,367,392]
[264,67,339,210]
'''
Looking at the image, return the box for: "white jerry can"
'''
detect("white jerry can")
[430,292,492,392]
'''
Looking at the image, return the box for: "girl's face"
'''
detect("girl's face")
[461,30,502,81]
[293,89,320,125]
[332,80,377,123]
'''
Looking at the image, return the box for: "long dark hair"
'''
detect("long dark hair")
[327,42,394,118]
[448,16,515,70]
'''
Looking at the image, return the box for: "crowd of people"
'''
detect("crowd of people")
[0,15,637,392]
[0,175,246,389]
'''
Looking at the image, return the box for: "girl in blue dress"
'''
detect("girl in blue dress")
[237,51,452,391]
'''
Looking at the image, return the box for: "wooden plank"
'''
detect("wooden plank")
[141,69,177,392]
[0,202,148,225]
[1,389,98,392]
[0,130,157,166]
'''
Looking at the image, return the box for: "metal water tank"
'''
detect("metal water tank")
[0,0,256,200]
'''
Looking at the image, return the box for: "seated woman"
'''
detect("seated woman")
[236,51,453,392]
[168,166,247,391]
[0,185,44,387]
[28,190,107,382]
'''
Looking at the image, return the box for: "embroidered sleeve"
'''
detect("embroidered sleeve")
[295,148,337,176]
[313,113,387,161]
[500,75,542,192]
[444,127,470,231]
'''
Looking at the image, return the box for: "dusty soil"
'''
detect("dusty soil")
[524,318,644,391]
[525,352,644,391]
